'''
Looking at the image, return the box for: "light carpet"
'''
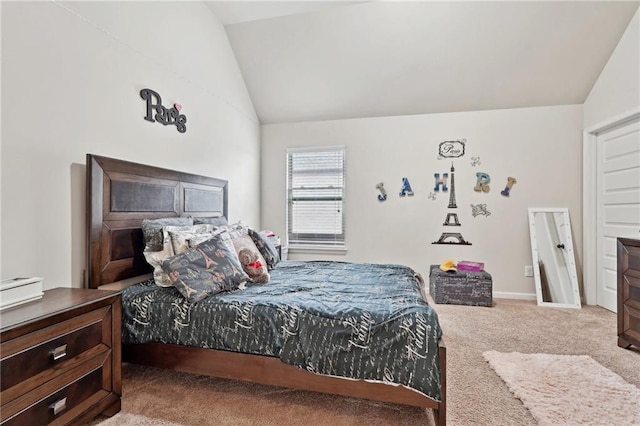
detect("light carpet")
[483,350,640,426]
[96,413,183,426]
[88,300,639,425]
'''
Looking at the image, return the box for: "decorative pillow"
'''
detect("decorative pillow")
[142,217,193,252]
[232,235,269,283]
[167,224,218,254]
[214,221,248,238]
[211,230,238,253]
[161,235,249,303]
[248,228,280,270]
[143,245,174,287]
[193,216,228,226]
[143,224,196,287]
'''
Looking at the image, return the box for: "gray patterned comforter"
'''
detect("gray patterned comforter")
[121,261,443,401]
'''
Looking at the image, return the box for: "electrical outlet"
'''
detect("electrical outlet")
[524,265,534,277]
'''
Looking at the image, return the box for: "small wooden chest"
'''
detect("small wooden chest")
[429,265,493,307]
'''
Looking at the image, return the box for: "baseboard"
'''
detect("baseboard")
[425,290,537,301]
[493,292,537,301]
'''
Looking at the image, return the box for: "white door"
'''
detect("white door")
[596,118,640,312]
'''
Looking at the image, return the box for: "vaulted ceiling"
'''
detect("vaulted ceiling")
[205,1,640,124]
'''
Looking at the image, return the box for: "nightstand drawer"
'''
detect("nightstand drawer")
[622,272,640,308]
[0,288,121,425]
[1,351,111,425]
[0,306,111,398]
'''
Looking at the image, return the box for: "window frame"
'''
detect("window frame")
[285,146,346,252]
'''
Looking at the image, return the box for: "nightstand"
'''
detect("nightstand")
[0,288,121,425]
[275,245,288,261]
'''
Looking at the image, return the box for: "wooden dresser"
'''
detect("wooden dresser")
[617,238,640,349]
[0,288,121,425]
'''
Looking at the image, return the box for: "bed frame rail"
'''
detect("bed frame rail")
[123,340,446,424]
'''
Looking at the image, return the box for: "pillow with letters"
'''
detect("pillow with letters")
[143,224,214,287]
[168,224,218,254]
[161,234,249,303]
[143,224,193,287]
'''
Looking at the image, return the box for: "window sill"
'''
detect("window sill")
[288,245,347,255]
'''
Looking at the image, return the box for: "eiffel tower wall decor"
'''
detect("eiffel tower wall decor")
[447,163,457,208]
[432,233,472,245]
[444,213,461,226]
[433,162,472,245]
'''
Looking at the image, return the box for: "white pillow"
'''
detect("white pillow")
[167,224,218,253]
[143,224,216,287]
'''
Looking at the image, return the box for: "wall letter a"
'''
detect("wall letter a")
[400,177,414,196]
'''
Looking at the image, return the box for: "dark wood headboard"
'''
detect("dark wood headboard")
[86,154,228,289]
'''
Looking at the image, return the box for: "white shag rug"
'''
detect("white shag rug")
[483,351,640,426]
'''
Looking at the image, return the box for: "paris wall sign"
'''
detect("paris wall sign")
[140,88,187,133]
[438,140,466,158]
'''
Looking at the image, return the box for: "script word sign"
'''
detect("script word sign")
[140,88,187,133]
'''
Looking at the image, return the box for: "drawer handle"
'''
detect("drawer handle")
[50,344,67,361]
[50,397,67,416]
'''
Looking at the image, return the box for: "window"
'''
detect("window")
[286,147,345,249]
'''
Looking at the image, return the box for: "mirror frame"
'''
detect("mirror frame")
[528,207,581,309]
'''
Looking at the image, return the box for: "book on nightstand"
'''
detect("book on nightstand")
[0,277,44,310]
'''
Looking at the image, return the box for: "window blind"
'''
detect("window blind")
[287,147,345,247]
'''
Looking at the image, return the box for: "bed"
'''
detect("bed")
[86,154,447,425]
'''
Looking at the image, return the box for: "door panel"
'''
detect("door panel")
[596,119,640,312]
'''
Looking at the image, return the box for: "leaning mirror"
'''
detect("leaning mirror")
[528,208,581,308]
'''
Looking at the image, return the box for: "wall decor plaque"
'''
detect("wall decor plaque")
[140,88,187,133]
[438,140,466,158]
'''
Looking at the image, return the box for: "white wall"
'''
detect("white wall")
[581,9,640,306]
[583,8,640,128]
[1,2,260,289]
[262,105,584,298]
[0,2,3,282]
